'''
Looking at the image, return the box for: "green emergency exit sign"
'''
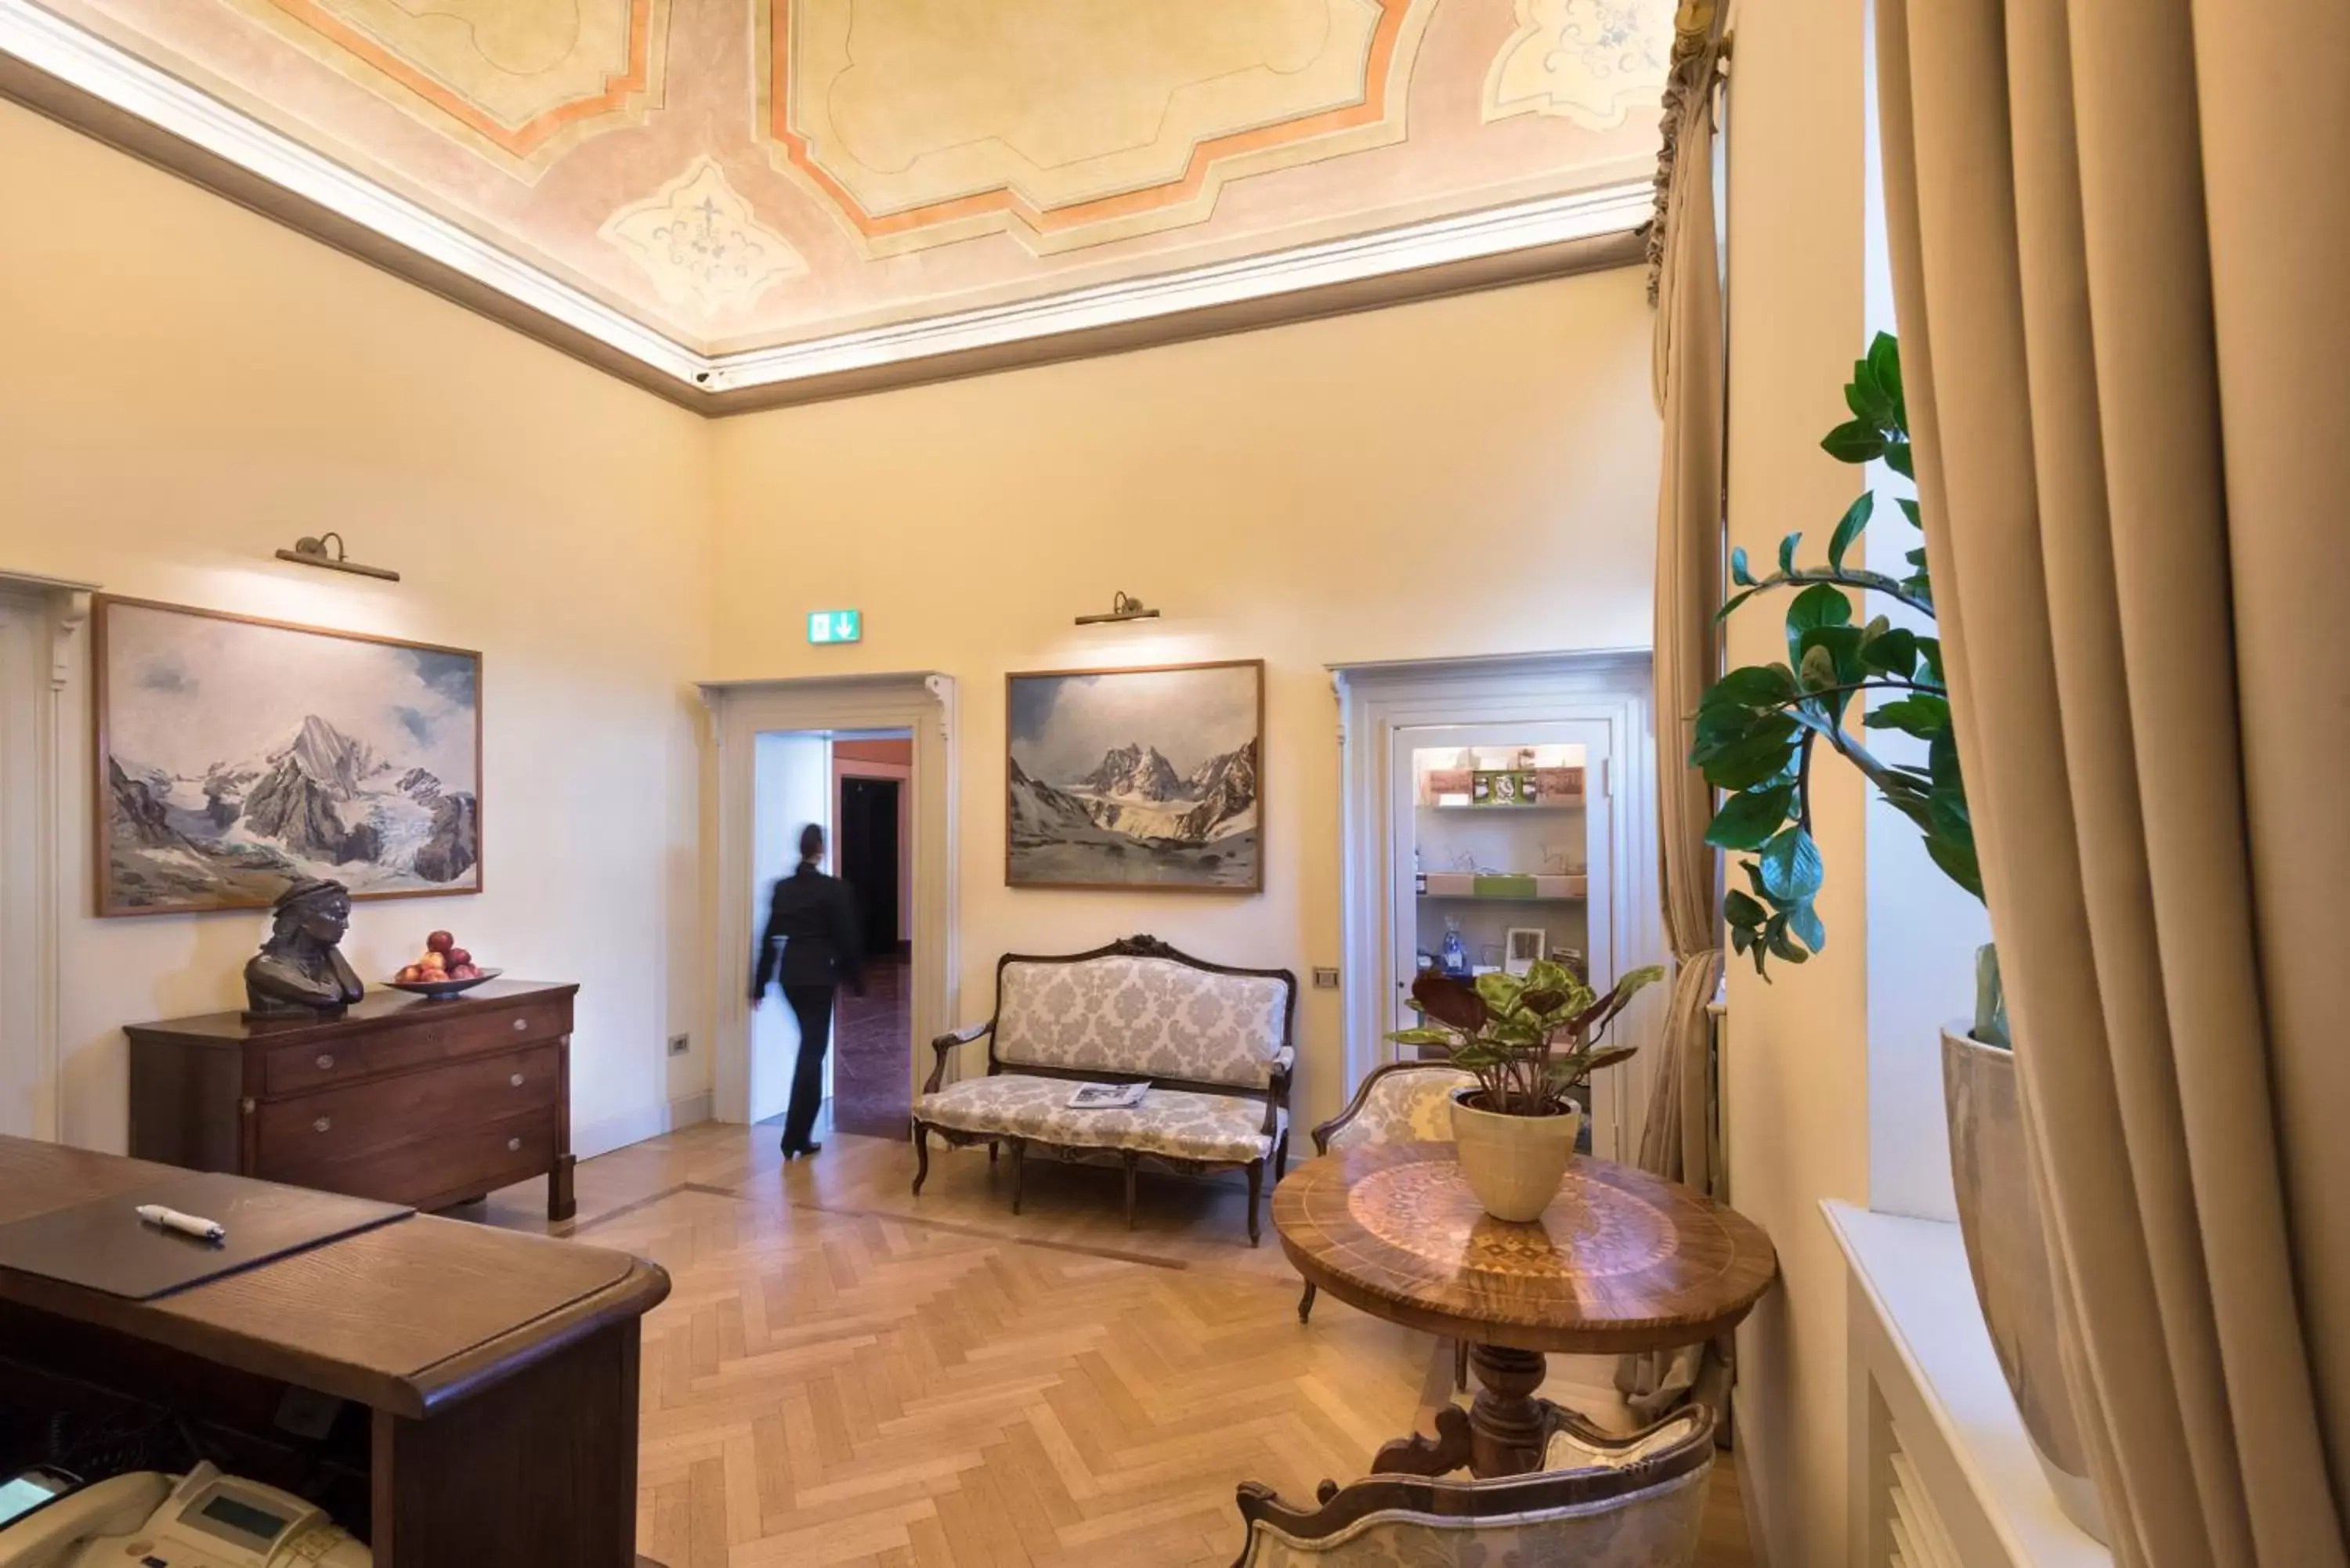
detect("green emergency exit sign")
[807,609,862,645]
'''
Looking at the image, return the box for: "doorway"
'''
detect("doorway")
[703,674,959,1135]
[833,735,913,1139]
[0,576,86,1145]
[1332,652,1660,1160]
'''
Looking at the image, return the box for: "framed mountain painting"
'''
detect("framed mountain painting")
[94,596,483,916]
[1005,659,1262,891]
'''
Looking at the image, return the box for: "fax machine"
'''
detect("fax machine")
[0,1461,368,1567]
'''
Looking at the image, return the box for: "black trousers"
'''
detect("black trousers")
[780,983,834,1152]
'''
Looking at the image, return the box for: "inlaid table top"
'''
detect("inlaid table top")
[1273,1141,1778,1356]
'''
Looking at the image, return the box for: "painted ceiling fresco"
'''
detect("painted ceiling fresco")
[35,0,1675,356]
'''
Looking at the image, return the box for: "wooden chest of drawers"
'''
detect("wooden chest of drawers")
[126,980,580,1221]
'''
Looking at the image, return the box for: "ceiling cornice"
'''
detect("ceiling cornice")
[0,0,1650,417]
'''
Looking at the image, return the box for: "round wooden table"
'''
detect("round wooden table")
[1273,1141,1777,1479]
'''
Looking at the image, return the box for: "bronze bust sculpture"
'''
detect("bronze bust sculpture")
[244,877,365,1018]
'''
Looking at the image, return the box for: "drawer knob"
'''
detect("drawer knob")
[507,1136,523,1152]
[510,1073,526,1088]
[316,1053,335,1071]
[512,1018,529,1032]
[313,1115,332,1134]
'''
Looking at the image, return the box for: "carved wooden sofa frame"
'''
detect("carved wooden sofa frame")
[913,935,1296,1244]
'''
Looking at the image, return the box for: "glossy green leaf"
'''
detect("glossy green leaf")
[1712,663,1800,707]
[1867,332,1905,428]
[1787,899,1828,951]
[1846,363,1896,428]
[1926,827,1985,899]
[1860,627,1919,676]
[1822,419,1885,464]
[1784,582,1853,669]
[1898,497,1922,529]
[1705,783,1796,850]
[1730,546,1756,587]
[1778,532,1802,576]
[1827,492,1875,570]
[1884,440,1916,479]
[1864,694,1949,738]
[1697,719,1801,790]
[1759,826,1825,901]
[1723,889,1767,927]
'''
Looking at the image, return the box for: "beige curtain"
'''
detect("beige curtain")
[1875,0,2349,1561]
[1618,39,1728,1423]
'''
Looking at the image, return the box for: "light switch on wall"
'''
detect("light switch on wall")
[668,1033,692,1057]
[1312,967,1340,989]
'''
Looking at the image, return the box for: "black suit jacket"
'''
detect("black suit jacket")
[752,865,865,997]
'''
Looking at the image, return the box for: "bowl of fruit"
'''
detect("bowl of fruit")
[385,931,500,999]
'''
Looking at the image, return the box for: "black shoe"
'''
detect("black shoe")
[780,1140,824,1161]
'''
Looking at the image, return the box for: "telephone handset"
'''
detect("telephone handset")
[0,1461,367,1567]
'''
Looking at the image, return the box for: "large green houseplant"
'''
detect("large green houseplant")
[1690,331,2003,1033]
[1694,334,2105,1541]
[1387,961,1662,1221]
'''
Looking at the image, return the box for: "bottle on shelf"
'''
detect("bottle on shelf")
[1440,917,1468,977]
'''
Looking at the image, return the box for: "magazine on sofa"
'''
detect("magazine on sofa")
[1067,1082,1150,1110]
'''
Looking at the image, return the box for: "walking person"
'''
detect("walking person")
[749,823,865,1160]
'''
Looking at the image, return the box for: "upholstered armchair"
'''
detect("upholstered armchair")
[1230,1406,1715,1567]
[1297,1060,1479,1384]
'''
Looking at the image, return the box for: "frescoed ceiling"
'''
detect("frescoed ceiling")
[7,0,1677,397]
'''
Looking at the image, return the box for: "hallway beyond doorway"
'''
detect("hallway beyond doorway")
[832,955,913,1140]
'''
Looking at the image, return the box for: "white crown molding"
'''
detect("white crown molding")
[696,182,1654,393]
[1,0,1648,406]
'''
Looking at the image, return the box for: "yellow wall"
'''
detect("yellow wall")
[707,267,1663,1122]
[0,98,714,1154]
[1721,0,1874,1561]
[1,92,1665,1160]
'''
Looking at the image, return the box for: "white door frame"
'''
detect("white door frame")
[0,571,96,1143]
[700,673,958,1127]
[1331,650,1660,1158]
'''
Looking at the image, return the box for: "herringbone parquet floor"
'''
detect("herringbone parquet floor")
[479,1119,1758,1568]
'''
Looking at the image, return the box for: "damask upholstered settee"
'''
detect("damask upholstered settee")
[911,936,1296,1243]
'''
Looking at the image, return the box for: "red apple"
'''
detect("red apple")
[450,964,481,980]
[446,948,472,967]
[425,930,455,955]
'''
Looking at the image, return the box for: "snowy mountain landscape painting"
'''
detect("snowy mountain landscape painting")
[1006,661,1263,891]
[96,598,482,915]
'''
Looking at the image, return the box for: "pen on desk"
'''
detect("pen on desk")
[136,1204,226,1245]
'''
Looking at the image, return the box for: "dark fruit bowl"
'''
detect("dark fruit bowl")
[382,966,502,1000]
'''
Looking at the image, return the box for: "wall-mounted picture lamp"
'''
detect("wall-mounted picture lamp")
[1074,591,1159,627]
[275,532,400,583]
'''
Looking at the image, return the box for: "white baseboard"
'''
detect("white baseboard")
[575,1090,713,1162]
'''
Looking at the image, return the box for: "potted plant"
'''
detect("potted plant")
[1692,334,2105,1541]
[1387,961,1663,1221]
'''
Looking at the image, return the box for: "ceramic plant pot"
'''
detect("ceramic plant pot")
[1449,1091,1581,1223]
[1943,1025,2110,1545]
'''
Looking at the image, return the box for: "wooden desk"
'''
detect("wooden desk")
[1274,1142,1777,1478]
[0,1136,669,1566]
